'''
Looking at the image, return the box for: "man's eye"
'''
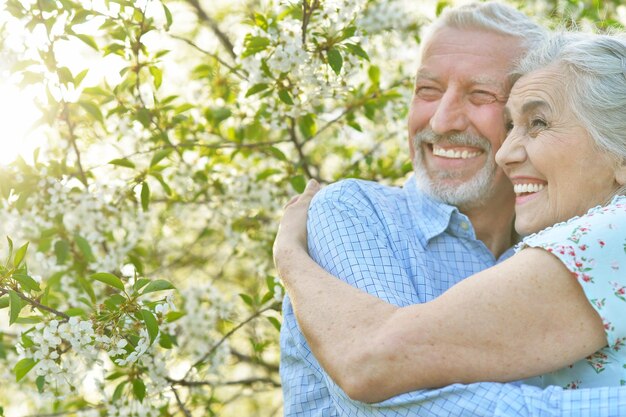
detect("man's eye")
[469,91,498,105]
[415,87,442,101]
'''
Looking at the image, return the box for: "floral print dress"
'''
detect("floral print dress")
[517,195,626,389]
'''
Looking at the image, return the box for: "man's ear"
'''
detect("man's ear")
[615,160,626,186]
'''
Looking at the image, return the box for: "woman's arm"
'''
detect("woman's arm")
[274,181,606,403]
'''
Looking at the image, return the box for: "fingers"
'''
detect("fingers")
[283,179,321,209]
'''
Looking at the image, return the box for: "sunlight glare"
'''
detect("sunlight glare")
[0,82,44,165]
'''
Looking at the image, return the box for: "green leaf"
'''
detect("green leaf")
[133,278,151,292]
[165,311,185,322]
[163,3,173,28]
[141,309,159,345]
[239,293,254,306]
[368,65,380,85]
[75,235,95,262]
[54,240,70,265]
[74,69,89,86]
[6,236,13,263]
[77,275,96,304]
[149,66,162,89]
[36,375,45,393]
[140,182,150,212]
[91,272,124,291]
[13,272,41,293]
[141,279,175,295]
[245,83,269,97]
[242,35,270,58]
[9,290,23,325]
[0,296,9,309]
[105,371,126,380]
[79,100,104,123]
[436,0,450,16]
[298,114,317,139]
[57,66,74,85]
[14,357,37,382]
[327,48,343,75]
[345,43,369,61]
[109,158,135,168]
[112,381,127,403]
[104,294,126,310]
[132,378,146,402]
[150,149,171,167]
[13,242,28,267]
[289,175,306,193]
[74,33,98,50]
[278,89,294,105]
[267,316,281,332]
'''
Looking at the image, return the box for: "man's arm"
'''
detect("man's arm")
[280,179,418,417]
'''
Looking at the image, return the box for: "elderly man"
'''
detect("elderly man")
[280,2,626,416]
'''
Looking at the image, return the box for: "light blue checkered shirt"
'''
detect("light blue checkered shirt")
[280,176,626,416]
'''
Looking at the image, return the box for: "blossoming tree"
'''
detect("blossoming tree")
[0,0,623,415]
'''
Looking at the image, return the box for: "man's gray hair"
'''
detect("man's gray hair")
[513,32,626,196]
[421,2,547,55]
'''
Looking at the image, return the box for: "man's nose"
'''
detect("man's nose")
[429,90,469,135]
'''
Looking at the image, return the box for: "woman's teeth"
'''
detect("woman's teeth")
[513,183,545,194]
[432,145,481,159]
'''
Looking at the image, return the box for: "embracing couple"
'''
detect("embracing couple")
[274,2,626,416]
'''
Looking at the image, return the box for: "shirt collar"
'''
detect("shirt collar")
[403,175,472,245]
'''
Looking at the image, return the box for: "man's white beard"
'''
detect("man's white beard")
[412,129,498,209]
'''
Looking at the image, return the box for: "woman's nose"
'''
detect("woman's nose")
[495,130,527,169]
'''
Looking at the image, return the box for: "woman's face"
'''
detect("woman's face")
[496,66,623,236]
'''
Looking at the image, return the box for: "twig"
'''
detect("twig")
[169,376,280,388]
[178,303,280,381]
[301,0,320,45]
[186,0,236,59]
[0,288,69,321]
[169,34,245,79]
[287,117,316,180]
[171,386,192,417]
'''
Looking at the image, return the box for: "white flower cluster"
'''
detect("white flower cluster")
[169,283,234,370]
[16,318,96,393]
[106,398,161,417]
[115,329,151,367]
[0,175,146,304]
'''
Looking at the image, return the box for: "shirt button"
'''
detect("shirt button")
[460,222,469,231]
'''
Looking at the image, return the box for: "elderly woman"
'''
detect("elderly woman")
[274,32,626,403]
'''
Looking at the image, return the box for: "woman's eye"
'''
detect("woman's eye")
[530,118,547,129]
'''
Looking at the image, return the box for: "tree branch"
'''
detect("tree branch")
[169,34,246,79]
[288,117,316,181]
[185,0,236,59]
[0,288,69,321]
[177,303,280,381]
[171,386,193,417]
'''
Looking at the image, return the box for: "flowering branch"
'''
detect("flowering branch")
[0,288,69,321]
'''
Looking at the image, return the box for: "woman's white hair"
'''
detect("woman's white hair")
[514,32,626,195]
[421,2,547,56]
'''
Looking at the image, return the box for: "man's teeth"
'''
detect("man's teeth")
[513,183,545,194]
[432,146,481,159]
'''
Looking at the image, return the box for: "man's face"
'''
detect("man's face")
[408,27,523,209]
